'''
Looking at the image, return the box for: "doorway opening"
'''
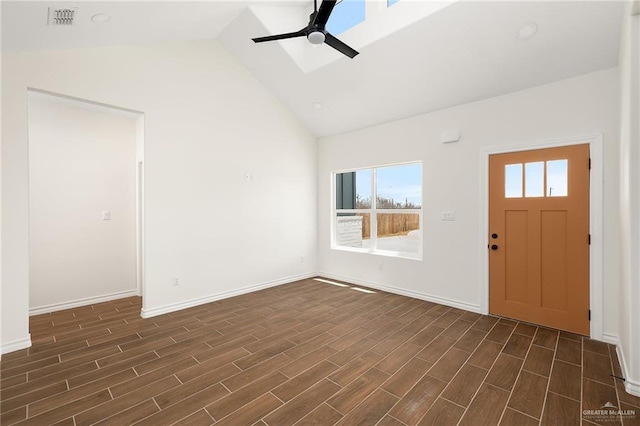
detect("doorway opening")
[27,89,145,316]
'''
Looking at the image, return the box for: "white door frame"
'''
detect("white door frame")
[26,88,145,316]
[479,133,604,340]
[135,114,145,304]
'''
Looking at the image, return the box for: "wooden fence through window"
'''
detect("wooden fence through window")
[359,213,420,239]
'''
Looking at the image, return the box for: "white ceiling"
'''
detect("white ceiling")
[1,1,254,52]
[1,1,624,137]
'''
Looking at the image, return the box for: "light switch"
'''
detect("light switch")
[441,211,456,221]
[102,211,111,221]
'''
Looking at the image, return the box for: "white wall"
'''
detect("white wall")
[1,39,318,352]
[27,93,138,312]
[0,0,4,353]
[318,68,620,334]
[617,4,640,396]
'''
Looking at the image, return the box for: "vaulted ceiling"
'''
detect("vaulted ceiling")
[1,1,624,137]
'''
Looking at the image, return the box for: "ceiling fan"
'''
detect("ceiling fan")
[252,0,359,58]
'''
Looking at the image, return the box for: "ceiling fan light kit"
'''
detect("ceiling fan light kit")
[307,31,326,45]
[252,0,359,58]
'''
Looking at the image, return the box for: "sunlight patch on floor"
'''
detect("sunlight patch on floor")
[313,278,376,294]
[350,287,376,294]
[313,278,350,287]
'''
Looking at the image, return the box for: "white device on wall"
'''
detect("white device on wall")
[441,130,461,144]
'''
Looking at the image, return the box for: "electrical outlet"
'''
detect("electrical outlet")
[172,276,180,286]
[300,256,305,264]
[378,263,384,271]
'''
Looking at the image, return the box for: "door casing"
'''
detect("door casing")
[479,134,604,341]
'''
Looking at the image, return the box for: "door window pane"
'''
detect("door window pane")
[546,159,568,197]
[505,164,523,198]
[525,162,544,197]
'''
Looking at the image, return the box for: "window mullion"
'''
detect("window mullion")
[371,168,377,252]
[375,209,422,214]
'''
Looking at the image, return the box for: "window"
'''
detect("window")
[387,0,401,6]
[505,159,569,198]
[326,0,366,36]
[525,161,544,197]
[333,162,422,259]
[546,160,568,197]
[505,164,523,198]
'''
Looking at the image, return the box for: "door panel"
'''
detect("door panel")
[505,211,528,303]
[540,210,568,311]
[489,144,590,335]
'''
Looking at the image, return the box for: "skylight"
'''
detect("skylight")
[326,0,365,36]
[247,0,457,73]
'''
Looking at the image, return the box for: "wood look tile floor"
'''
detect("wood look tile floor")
[1,278,639,425]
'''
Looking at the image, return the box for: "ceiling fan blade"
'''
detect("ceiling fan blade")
[313,0,337,28]
[324,33,359,58]
[252,29,307,43]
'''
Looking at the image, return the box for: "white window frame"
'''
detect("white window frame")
[331,161,423,260]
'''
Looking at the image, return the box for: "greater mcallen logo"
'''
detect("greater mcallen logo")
[583,402,636,422]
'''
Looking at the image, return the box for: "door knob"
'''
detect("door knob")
[491,245,498,250]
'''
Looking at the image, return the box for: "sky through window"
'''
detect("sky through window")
[326,0,366,35]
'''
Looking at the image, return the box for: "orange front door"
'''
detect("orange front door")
[489,144,590,335]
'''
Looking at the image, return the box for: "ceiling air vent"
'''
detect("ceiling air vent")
[47,7,78,26]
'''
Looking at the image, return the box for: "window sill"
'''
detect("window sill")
[331,245,422,261]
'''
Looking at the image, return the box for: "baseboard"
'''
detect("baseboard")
[615,342,640,397]
[1,335,32,355]
[140,273,316,319]
[318,273,482,314]
[29,289,140,316]
[625,378,640,397]
[602,334,640,397]
[601,333,619,345]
